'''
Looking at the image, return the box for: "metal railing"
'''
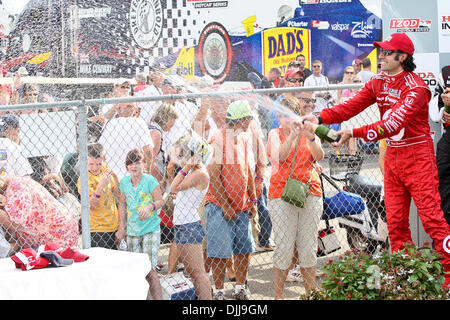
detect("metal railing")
[1,83,364,249]
[1,82,394,300]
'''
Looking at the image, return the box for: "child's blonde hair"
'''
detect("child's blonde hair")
[169,132,212,165]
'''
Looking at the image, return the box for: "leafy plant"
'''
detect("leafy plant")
[301,243,450,300]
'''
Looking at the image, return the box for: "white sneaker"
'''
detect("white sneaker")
[316,269,325,277]
[213,291,227,300]
[286,266,303,283]
[176,263,185,272]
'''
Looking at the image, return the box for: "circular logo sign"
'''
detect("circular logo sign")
[366,129,377,141]
[443,235,450,254]
[130,0,163,49]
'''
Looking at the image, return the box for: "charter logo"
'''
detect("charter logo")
[287,21,309,28]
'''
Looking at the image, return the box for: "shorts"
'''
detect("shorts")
[174,221,206,245]
[127,230,161,268]
[197,200,208,250]
[269,196,322,270]
[204,203,255,258]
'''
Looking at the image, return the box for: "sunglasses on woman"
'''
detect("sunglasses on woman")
[285,78,303,83]
[299,98,316,104]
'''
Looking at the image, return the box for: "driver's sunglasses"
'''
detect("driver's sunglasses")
[286,78,303,83]
[299,98,316,104]
[121,85,131,89]
[380,49,399,56]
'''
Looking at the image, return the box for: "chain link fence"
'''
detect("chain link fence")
[0,80,390,300]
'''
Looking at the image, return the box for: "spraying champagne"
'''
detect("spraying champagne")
[312,123,341,143]
[302,120,341,143]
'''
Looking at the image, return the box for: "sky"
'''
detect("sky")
[2,0,382,16]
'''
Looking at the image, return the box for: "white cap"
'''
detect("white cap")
[187,130,213,165]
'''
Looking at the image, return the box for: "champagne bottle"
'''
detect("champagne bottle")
[311,123,341,143]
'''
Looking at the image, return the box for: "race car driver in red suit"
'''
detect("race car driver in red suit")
[301,33,450,287]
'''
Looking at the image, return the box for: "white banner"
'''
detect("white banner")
[438,0,450,53]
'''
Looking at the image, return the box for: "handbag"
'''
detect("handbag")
[317,226,341,256]
[319,173,365,220]
[322,191,365,220]
[281,135,315,208]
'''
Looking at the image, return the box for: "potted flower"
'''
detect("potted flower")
[301,243,450,300]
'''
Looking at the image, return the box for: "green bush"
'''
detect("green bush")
[301,243,450,300]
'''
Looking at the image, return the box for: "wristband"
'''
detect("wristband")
[180,170,187,176]
[152,203,156,211]
[250,199,258,204]
[309,136,316,142]
[93,193,101,199]
[255,177,264,182]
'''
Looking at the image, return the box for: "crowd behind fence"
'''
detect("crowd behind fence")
[0,77,397,300]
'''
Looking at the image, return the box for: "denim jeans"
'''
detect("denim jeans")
[257,184,272,246]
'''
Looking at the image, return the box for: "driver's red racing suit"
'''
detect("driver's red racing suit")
[320,71,450,284]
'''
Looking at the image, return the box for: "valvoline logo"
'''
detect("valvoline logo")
[262,27,310,76]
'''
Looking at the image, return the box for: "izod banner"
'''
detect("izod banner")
[262,27,310,76]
